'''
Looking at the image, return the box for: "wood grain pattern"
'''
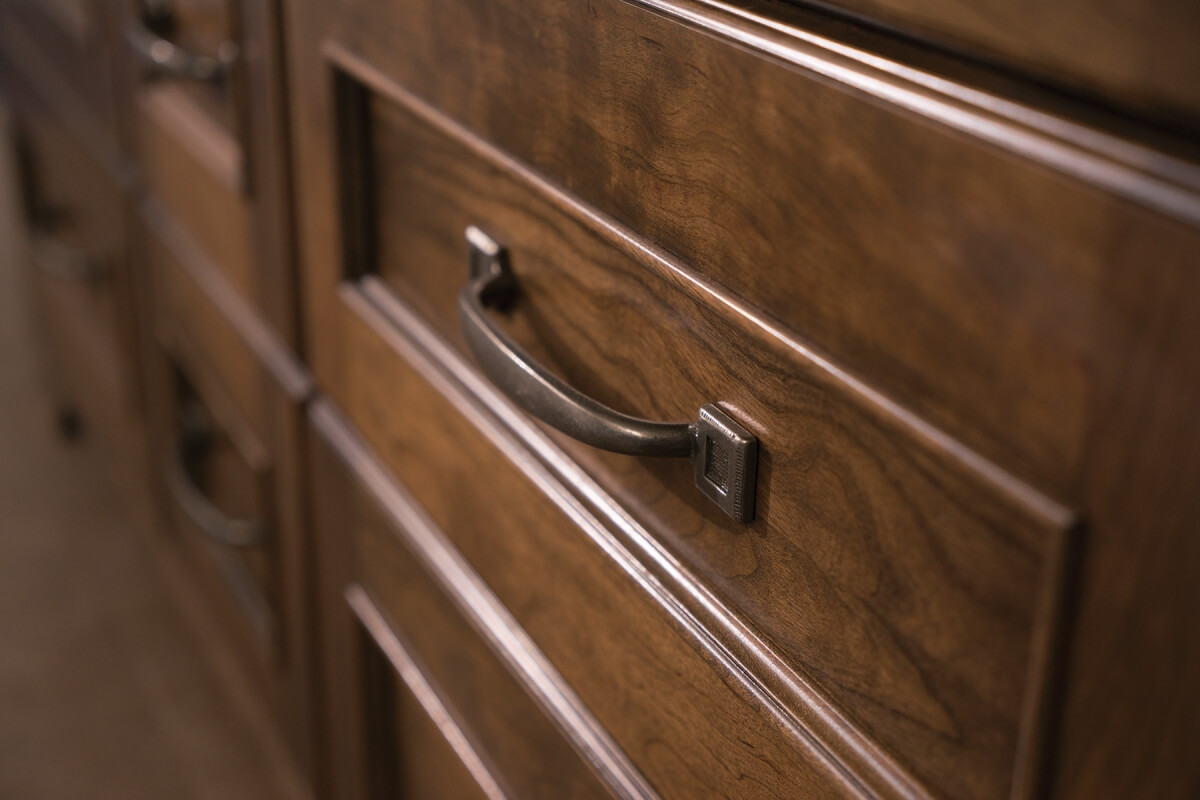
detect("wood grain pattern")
[310,387,866,799]
[141,193,320,782]
[333,76,1078,798]
[300,0,1200,505]
[333,288,900,798]
[348,586,503,800]
[282,5,1200,794]
[781,0,1200,122]
[309,403,649,800]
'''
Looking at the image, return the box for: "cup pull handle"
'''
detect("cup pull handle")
[457,226,757,522]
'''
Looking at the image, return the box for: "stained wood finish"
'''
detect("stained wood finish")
[138,84,254,301]
[286,2,1200,796]
[310,391,866,799]
[329,76,1077,799]
[141,194,319,782]
[293,0,1200,502]
[349,587,500,800]
[782,0,1200,122]
[313,407,630,798]
[123,0,300,344]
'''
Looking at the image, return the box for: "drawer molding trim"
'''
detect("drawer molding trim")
[311,400,661,800]
[346,583,509,800]
[342,285,924,799]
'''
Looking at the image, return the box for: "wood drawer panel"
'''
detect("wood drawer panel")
[156,334,280,668]
[348,588,498,800]
[143,216,318,776]
[139,84,255,305]
[331,81,1074,798]
[298,6,1200,502]
[320,305,873,798]
[312,411,633,799]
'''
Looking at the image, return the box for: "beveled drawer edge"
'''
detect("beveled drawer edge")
[310,397,662,800]
[342,283,918,800]
[140,196,314,404]
[621,0,1200,227]
[345,584,509,800]
[326,42,1074,535]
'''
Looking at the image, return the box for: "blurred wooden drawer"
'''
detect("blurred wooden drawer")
[310,63,1083,796]
[312,401,650,800]
[141,195,317,778]
[130,0,297,343]
[309,386,867,799]
[302,0,1200,506]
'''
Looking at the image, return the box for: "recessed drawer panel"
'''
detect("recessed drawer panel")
[322,76,1080,799]
[141,196,318,776]
[312,409,637,799]
[300,1,1200,503]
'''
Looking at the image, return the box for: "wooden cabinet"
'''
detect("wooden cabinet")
[3,0,1200,798]
[285,1,1200,799]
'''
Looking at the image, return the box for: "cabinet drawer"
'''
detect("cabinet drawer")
[142,196,318,776]
[296,0,1200,504]
[316,70,1078,797]
[312,405,642,800]
[130,0,298,343]
[310,392,863,800]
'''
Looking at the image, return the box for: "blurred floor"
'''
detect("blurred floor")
[0,110,294,799]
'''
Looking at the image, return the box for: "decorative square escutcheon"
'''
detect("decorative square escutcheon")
[693,404,758,523]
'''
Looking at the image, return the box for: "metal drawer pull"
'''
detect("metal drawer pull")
[164,412,266,548]
[31,234,106,282]
[125,22,238,82]
[459,226,758,522]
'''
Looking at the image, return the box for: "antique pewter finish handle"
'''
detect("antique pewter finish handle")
[458,226,758,522]
[125,18,238,82]
[164,412,266,548]
[31,234,107,282]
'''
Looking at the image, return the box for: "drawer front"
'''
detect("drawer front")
[143,196,317,774]
[157,337,280,665]
[293,0,1200,504]
[312,406,640,800]
[130,0,298,343]
[310,391,863,800]
[311,66,1076,798]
